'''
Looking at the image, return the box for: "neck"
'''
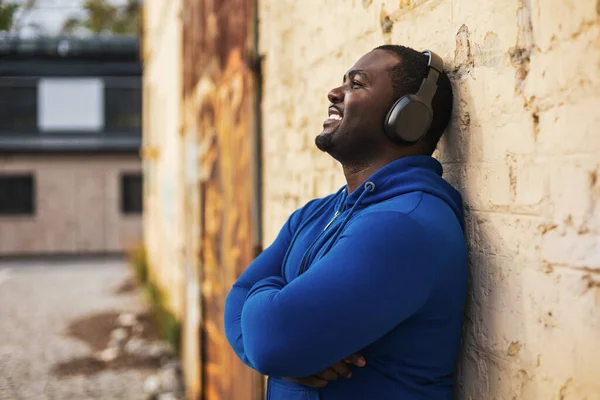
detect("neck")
[341,144,425,193]
[343,152,401,193]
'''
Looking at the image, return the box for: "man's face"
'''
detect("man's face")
[315,49,399,162]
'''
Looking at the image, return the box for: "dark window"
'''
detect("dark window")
[0,78,38,134]
[120,173,142,214]
[105,78,142,133]
[0,174,35,215]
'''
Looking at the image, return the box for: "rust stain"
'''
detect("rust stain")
[538,223,558,235]
[531,111,540,140]
[506,153,517,201]
[590,170,598,188]
[583,274,600,291]
[541,261,554,274]
[182,1,261,399]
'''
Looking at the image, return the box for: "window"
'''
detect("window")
[120,173,142,214]
[0,78,38,134]
[105,78,142,133]
[0,174,35,215]
[38,78,104,132]
[0,75,142,152]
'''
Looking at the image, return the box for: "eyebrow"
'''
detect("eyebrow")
[343,69,369,83]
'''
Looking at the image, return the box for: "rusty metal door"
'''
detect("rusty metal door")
[182,0,263,399]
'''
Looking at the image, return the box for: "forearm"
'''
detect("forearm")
[224,284,256,368]
[240,213,434,378]
[223,229,294,367]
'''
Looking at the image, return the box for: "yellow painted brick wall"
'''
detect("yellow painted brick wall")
[141,0,185,318]
[258,0,600,398]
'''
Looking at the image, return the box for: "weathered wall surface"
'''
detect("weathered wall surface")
[141,0,185,318]
[143,1,262,399]
[259,0,600,398]
[181,0,263,398]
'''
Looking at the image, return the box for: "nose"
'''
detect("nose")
[327,85,344,104]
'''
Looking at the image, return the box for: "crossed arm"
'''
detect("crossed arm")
[224,211,434,378]
[223,213,294,369]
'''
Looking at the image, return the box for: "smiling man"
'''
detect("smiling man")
[224,45,468,399]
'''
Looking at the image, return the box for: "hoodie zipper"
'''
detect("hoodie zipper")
[298,210,341,276]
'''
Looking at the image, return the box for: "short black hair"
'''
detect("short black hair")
[374,44,453,155]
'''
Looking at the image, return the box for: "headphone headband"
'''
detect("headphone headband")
[415,50,442,106]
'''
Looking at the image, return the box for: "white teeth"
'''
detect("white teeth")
[328,114,342,121]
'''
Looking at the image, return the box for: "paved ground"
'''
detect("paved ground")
[0,257,158,400]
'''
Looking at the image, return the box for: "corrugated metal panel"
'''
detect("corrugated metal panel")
[182,0,262,399]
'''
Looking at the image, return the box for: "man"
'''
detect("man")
[224,44,468,399]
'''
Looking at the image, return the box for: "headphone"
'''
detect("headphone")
[384,49,443,144]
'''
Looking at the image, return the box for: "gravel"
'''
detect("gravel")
[0,256,175,400]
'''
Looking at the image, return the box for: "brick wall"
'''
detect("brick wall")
[258,0,600,398]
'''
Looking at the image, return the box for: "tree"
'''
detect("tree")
[0,1,19,31]
[62,0,139,35]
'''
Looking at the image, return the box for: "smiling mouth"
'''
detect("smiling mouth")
[327,107,343,121]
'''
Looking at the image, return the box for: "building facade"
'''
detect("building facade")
[0,35,143,255]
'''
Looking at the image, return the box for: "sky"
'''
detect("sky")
[10,0,128,37]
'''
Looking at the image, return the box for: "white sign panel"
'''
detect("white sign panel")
[38,78,104,132]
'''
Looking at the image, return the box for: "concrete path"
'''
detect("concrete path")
[0,257,157,400]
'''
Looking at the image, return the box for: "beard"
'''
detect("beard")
[315,131,334,152]
[314,124,380,169]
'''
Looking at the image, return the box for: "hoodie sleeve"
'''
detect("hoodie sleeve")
[240,211,437,378]
[223,208,299,368]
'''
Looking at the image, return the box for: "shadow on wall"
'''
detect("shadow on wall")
[440,18,541,399]
[436,24,495,400]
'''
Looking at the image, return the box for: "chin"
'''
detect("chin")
[315,131,334,152]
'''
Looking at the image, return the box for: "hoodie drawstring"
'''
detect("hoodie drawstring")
[280,186,346,278]
[311,181,376,265]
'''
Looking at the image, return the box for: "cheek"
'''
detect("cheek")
[345,94,371,116]
[346,95,389,125]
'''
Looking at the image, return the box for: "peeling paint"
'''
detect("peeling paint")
[380,7,394,35]
[509,0,535,94]
[454,25,473,68]
[508,341,522,356]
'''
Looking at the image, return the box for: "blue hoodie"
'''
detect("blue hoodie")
[224,155,468,400]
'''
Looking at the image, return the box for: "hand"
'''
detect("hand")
[282,353,366,388]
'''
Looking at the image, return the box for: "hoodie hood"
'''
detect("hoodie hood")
[280,155,465,279]
[343,155,464,230]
